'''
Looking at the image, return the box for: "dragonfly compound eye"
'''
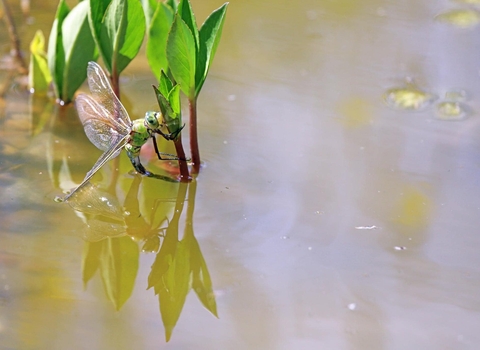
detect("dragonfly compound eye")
[144,111,160,129]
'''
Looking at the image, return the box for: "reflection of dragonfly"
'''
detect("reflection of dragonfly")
[65,62,184,201]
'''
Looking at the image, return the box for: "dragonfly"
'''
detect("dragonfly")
[64,61,184,201]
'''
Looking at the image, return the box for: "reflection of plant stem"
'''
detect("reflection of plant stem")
[189,97,200,174]
[0,0,28,74]
[186,178,197,222]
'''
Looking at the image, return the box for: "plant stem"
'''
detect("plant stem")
[173,138,191,182]
[110,68,120,99]
[189,97,200,174]
[0,0,28,74]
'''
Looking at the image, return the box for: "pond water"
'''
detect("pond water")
[1,0,480,349]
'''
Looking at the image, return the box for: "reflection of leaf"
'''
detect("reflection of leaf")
[99,237,139,310]
[188,230,217,317]
[82,240,103,287]
[29,30,52,94]
[159,239,191,342]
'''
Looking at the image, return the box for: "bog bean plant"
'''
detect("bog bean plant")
[29,0,228,178]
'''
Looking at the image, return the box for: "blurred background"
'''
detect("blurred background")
[1,0,480,349]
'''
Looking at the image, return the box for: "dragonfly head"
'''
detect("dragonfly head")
[144,111,162,131]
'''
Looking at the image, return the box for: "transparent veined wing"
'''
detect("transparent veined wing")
[86,61,131,130]
[75,93,129,151]
[64,134,129,201]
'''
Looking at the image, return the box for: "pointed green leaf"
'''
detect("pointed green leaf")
[196,3,228,95]
[168,84,181,116]
[158,70,174,97]
[146,3,174,81]
[29,30,52,94]
[47,0,70,100]
[153,84,181,137]
[166,0,177,12]
[167,15,196,98]
[100,236,139,310]
[178,0,199,50]
[140,0,158,30]
[89,0,112,69]
[61,0,97,102]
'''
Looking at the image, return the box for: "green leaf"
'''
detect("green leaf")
[196,3,228,95]
[61,0,97,102]
[167,15,196,98]
[166,0,177,12]
[178,0,199,50]
[89,0,111,68]
[158,70,174,97]
[168,84,181,116]
[153,84,182,137]
[100,236,139,310]
[92,0,146,75]
[146,3,174,81]
[140,0,158,30]
[47,0,70,100]
[29,30,52,94]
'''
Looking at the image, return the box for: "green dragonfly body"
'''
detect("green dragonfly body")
[64,62,180,201]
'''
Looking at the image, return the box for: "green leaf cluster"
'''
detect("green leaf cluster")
[163,0,228,99]
[90,0,146,76]
[47,0,96,104]
[153,72,182,139]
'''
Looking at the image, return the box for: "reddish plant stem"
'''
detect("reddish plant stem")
[189,97,200,174]
[1,0,27,74]
[110,68,120,99]
[174,137,191,182]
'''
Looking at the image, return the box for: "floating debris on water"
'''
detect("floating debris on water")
[53,196,64,203]
[435,9,480,28]
[384,85,436,111]
[435,91,471,120]
[355,225,378,230]
[436,101,469,120]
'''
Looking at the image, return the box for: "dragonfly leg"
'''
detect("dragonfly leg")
[151,135,190,161]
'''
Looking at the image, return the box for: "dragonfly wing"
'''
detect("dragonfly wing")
[64,135,129,201]
[76,94,129,151]
[86,62,132,129]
